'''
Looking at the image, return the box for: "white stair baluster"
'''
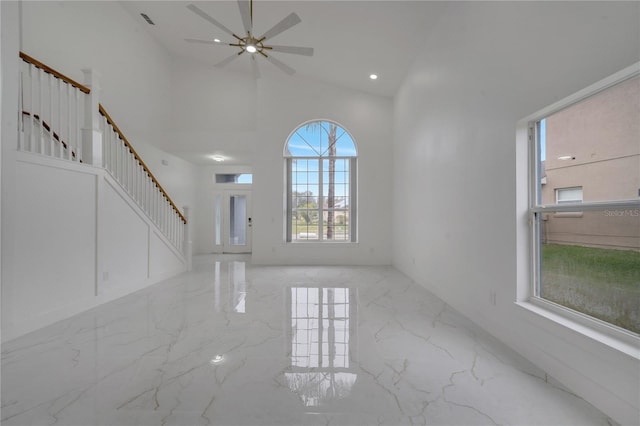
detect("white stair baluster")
[106,120,111,171]
[125,147,129,191]
[75,90,81,162]
[109,121,114,173]
[133,161,138,202]
[57,78,62,158]
[18,66,24,151]
[146,175,151,216]
[109,121,113,171]
[154,190,158,226]
[114,130,118,179]
[101,117,106,168]
[101,118,106,168]
[67,84,72,161]
[119,136,124,183]
[29,64,35,152]
[170,210,175,246]
[129,151,134,194]
[119,136,123,182]
[108,122,113,172]
[134,160,138,202]
[49,73,54,156]
[129,151,133,195]
[38,68,44,155]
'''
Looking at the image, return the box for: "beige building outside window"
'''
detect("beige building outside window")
[540,75,640,250]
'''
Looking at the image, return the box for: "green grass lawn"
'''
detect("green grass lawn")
[541,244,640,334]
[291,219,349,239]
[542,244,640,288]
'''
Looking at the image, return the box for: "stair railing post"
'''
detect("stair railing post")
[81,69,103,166]
[183,205,193,271]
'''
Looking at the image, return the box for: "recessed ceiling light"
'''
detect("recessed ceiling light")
[210,354,224,364]
[214,38,221,43]
[369,74,378,80]
[210,155,225,162]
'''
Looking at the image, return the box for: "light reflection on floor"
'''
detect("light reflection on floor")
[286,286,358,410]
[1,255,611,425]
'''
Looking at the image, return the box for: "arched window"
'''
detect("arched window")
[284,120,357,242]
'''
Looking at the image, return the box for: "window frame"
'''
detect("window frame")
[516,62,640,355]
[555,186,583,204]
[284,120,358,244]
[215,173,253,184]
[554,186,584,217]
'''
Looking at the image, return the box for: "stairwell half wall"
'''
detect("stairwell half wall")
[2,151,187,342]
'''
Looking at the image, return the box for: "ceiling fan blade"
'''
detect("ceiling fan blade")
[184,38,228,46]
[187,4,236,37]
[260,12,301,41]
[268,45,314,56]
[215,53,242,68]
[251,55,261,79]
[265,55,295,75]
[237,0,252,35]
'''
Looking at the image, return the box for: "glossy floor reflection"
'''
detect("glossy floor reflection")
[2,255,611,425]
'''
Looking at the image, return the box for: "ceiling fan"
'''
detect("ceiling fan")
[185,1,314,78]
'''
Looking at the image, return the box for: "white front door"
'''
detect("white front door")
[222,190,252,253]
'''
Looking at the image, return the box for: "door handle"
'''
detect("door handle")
[248,217,252,227]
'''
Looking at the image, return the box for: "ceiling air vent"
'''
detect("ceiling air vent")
[140,13,155,25]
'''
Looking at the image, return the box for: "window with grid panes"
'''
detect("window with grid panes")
[529,72,640,335]
[284,120,357,242]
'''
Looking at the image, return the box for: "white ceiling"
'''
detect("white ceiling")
[119,1,447,98]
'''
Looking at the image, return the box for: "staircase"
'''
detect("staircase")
[18,51,188,255]
[4,52,192,341]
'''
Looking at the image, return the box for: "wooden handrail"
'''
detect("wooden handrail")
[98,104,187,224]
[19,52,91,95]
[22,111,80,161]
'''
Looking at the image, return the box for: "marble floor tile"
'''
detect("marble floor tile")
[2,255,612,425]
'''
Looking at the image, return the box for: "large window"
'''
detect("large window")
[529,72,640,335]
[284,120,357,243]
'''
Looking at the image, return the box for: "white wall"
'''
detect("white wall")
[2,153,186,342]
[170,58,394,264]
[1,0,23,341]
[392,2,639,425]
[0,1,4,326]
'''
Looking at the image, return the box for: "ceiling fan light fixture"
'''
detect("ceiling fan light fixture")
[186,1,313,75]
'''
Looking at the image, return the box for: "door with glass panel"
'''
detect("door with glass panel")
[220,190,252,253]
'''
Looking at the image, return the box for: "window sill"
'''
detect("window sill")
[552,212,583,218]
[515,299,640,359]
[287,241,359,245]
